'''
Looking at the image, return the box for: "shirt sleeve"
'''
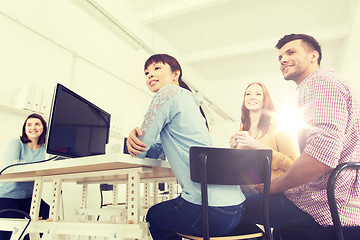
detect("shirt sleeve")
[304,80,349,168]
[136,85,178,159]
[3,139,22,167]
[145,139,164,159]
[272,131,299,171]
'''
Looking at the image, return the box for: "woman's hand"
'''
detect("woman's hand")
[234,131,269,149]
[235,131,258,149]
[126,127,147,157]
[229,134,238,148]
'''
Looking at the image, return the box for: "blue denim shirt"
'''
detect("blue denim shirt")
[0,139,45,199]
[136,84,245,206]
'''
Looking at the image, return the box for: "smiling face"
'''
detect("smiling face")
[25,118,44,143]
[278,39,319,84]
[244,83,264,112]
[144,62,179,93]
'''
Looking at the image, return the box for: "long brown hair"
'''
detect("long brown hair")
[144,54,209,129]
[240,82,275,136]
[20,113,47,145]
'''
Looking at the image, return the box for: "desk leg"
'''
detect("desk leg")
[127,171,140,223]
[125,183,129,212]
[112,184,118,206]
[110,184,119,223]
[29,179,43,220]
[39,179,62,240]
[49,178,62,222]
[153,182,159,204]
[144,183,150,210]
[81,184,88,209]
[79,184,89,222]
[28,179,43,240]
[169,181,175,200]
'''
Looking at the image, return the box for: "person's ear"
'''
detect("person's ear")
[173,70,180,82]
[310,51,319,64]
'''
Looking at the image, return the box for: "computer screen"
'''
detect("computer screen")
[46,83,111,158]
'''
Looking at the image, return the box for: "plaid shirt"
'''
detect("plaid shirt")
[285,68,360,226]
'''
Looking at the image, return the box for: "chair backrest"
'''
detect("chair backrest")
[189,147,272,185]
[327,162,360,240]
[189,146,273,240]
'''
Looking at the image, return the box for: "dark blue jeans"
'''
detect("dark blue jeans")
[243,193,321,239]
[0,197,50,240]
[146,196,245,240]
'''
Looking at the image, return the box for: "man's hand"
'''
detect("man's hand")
[255,152,332,194]
[254,183,265,193]
[126,127,147,157]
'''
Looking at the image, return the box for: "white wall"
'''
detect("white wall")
[0,1,153,234]
[0,1,154,155]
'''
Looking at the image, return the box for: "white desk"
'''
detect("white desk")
[0,153,175,240]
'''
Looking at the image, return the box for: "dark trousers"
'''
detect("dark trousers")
[243,193,321,240]
[146,196,245,240]
[0,197,50,240]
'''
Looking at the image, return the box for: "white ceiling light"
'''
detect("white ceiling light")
[71,0,235,122]
[71,0,152,52]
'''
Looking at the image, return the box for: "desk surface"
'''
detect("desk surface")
[0,153,175,239]
[0,153,174,182]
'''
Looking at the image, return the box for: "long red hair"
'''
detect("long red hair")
[240,82,275,137]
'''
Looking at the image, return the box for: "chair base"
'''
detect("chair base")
[276,225,360,240]
[178,232,262,240]
[177,222,264,240]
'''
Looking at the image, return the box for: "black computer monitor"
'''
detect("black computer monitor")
[46,83,111,158]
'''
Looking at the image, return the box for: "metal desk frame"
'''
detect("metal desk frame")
[0,153,175,240]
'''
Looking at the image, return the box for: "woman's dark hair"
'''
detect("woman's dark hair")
[144,54,209,129]
[241,82,275,137]
[275,33,322,65]
[20,113,47,145]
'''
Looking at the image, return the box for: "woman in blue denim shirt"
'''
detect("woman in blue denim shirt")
[126,54,245,240]
[0,113,50,240]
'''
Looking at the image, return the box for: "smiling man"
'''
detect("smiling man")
[241,34,360,239]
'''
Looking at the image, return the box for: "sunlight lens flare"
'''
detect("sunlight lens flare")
[272,108,309,135]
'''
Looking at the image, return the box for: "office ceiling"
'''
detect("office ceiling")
[93,0,360,123]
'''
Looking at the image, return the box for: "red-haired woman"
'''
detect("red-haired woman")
[229,82,299,192]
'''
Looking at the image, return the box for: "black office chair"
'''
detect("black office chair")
[178,146,273,240]
[276,162,360,240]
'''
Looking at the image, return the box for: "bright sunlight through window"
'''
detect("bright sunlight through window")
[272,108,309,136]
